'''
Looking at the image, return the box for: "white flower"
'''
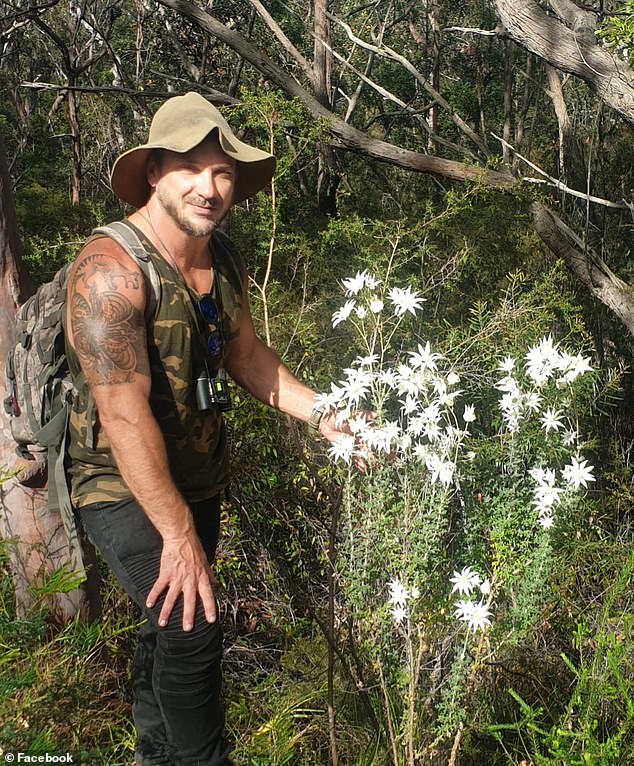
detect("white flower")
[462,600,493,632]
[355,306,367,319]
[421,402,441,423]
[463,404,476,423]
[453,599,493,631]
[479,579,491,596]
[532,483,565,511]
[540,408,565,433]
[499,356,516,373]
[387,285,426,316]
[406,415,425,437]
[399,393,419,415]
[530,467,557,487]
[341,272,366,295]
[341,270,378,295]
[377,368,399,388]
[558,351,593,383]
[364,273,381,290]
[525,335,560,385]
[426,453,455,484]
[453,599,473,621]
[316,383,347,410]
[347,414,372,435]
[496,375,520,393]
[562,457,596,490]
[538,513,555,529]
[365,422,399,453]
[327,435,356,463]
[409,341,441,372]
[392,604,408,625]
[424,421,443,442]
[369,298,384,313]
[524,392,543,412]
[396,364,421,396]
[332,299,356,327]
[388,577,410,607]
[563,429,578,447]
[447,372,461,386]
[450,566,481,596]
[411,586,420,599]
[354,353,379,368]
[413,442,429,460]
[340,368,372,405]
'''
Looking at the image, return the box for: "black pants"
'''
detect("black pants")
[78,496,232,766]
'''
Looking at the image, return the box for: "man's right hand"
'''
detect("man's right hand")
[146,531,217,632]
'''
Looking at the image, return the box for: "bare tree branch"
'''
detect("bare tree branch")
[323,37,481,161]
[328,11,491,157]
[156,0,514,188]
[19,81,238,104]
[492,132,628,209]
[444,27,497,36]
[531,200,634,336]
[248,0,316,87]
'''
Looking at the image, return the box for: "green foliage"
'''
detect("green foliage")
[598,3,634,52]
[0,537,142,765]
[489,554,634,765]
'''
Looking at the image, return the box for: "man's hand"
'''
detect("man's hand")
[146,531,217,631]
[318,410,376,472]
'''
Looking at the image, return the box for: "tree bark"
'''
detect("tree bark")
[0,132,96,622]
[493,0,634,127]
[531,200,634,336]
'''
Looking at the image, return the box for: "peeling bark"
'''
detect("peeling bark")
[493,0,634,127]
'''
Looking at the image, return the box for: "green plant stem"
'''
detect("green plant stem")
[378,658,401,766]
[327,487,340,766]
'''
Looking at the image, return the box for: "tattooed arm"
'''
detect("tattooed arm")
[66,239,216,631]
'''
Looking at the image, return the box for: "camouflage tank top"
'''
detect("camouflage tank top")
[66,220,244,508]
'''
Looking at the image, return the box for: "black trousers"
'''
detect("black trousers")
[78,496,232,766]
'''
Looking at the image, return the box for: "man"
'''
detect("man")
[64,92,344,765]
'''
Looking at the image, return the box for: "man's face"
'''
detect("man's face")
[148,137,236,238]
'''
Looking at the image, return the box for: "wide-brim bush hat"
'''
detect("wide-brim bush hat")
[111,92,276,207]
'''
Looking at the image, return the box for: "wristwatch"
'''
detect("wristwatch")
[308,401,327,434]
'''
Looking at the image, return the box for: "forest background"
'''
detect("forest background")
[2,1,634,764]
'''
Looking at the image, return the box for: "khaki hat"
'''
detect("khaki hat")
[110,92,276,207]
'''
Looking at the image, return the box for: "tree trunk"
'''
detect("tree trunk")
[67,86,82,205]
[427,0,442,151]
[314,0,338,215]
[0,131,97,622]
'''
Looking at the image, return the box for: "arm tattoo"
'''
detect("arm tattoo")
[70,253,150,385]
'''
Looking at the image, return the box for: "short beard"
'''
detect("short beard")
[156,186,225,238]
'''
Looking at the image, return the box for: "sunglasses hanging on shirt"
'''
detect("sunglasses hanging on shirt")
[197,293,224,359]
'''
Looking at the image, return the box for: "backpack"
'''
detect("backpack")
[4,221,161,578]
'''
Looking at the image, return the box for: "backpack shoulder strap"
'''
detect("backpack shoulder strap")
[89,221,162,320]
